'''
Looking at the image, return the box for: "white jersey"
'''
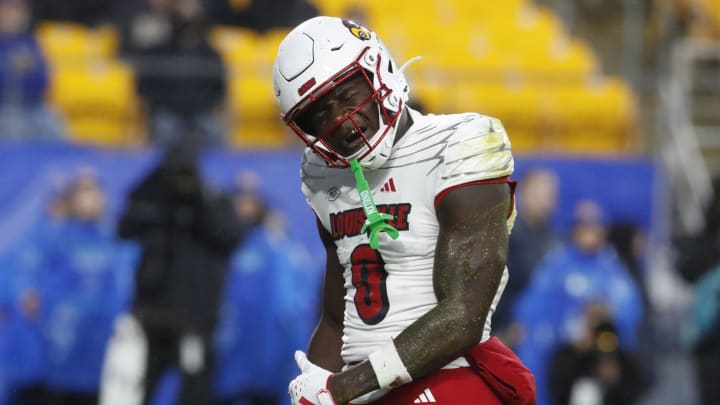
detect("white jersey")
[301,108,516,369]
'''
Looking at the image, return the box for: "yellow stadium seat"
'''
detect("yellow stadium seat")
[229,121,287,148]
[310,0,371,19]
[485,6,563,56]
[36,22,119,63]
[209,26,259,65]
[419,80,550,152]
[221,29,288,77]
[554,79,636,131]
[215,26,290,148]
[541,79,638,153]
[227,74,277,120]
[559,129,631,154]
[438,0,526,27]
[226,71,286,147]
[413,80,546,148]
[255,29,289,63]
[48,61,142,145]
[404,5,577,84]
[411,80,445,112]
[515,38,599,84]
[415,77,639,154]
[406,24,506,82]
[213,0,634,154]
[371,18,415,61]
[507,129,541,155]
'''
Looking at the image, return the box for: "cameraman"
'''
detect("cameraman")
[100,138,247,405]
[548,303,647,405]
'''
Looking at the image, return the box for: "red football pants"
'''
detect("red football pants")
[350,337,536,405]
[350,367,503,405]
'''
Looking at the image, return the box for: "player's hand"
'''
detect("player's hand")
[289,351,337,405]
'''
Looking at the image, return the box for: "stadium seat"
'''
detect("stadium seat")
[211,0,640,154]
[515,38,599,84]
[541,79,638,153]
[412,79,546,148]
[309,0,370,20]
[211,25,290,148]
[228,121,288,148]
[226,71,285,147]
[209,26,259,65]
[47,61,142,146]
[227,74,276,119]
[35,22,119,63]
[218,28,286,76]
[255,29,289,64]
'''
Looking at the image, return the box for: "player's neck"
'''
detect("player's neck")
[393,107,413,145]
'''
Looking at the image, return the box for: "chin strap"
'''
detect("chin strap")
[350,158,399,249]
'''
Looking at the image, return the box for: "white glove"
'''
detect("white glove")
[289,351,337,405]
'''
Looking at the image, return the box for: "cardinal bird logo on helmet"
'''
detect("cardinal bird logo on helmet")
[342,19,371,41]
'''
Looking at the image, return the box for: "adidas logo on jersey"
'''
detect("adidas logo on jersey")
[380,177,397,192]
[413,388,436,403]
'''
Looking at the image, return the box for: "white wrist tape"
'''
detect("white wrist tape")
[367,340,412,389]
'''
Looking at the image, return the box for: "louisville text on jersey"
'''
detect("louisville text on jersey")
[330,203,412,240]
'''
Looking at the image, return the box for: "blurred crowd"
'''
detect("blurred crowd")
[0,152,319,405]
[0,0,319,145]
[1,156,717,405]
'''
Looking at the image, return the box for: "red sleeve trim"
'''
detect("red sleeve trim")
[434,176,517,218]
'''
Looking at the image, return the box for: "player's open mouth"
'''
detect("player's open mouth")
[346,128,364,144]
[341,127,368,154]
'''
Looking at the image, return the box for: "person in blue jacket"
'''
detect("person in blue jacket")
[0,235,48,405]
[0,0,63,139]
[0,184,80,405]
[512,200,644,405]
[213,181,319,405]
[5,171,137,405]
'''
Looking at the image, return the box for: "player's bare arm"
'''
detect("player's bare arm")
[307,219,347,372]
[328,182,511,403]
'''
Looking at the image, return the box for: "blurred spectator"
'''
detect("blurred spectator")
[213,172,318,405]
[110,0,174,55]
[206,0,318,32]
[650,0,719,42]
[128,0,227,147]
[0,0,63,140]
[607,222,649,304]
[513,200,644,405]
[2,170,137,405]
[0,179,72,405]
[686,264,720,405]
[40,171,136,405]
[606,220,660,388]
[0,241,47,405]
[548,302,647,405]
[29,0,112,27]
[101,139,246,405]
[676,176,720,405]
[676,176,720,283]
[496,168,560,344]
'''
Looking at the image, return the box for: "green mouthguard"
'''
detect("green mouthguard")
[350,158,399,249]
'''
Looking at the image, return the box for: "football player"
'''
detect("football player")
[273,16,536,405]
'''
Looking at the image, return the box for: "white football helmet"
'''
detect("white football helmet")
[273,16,410,170]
